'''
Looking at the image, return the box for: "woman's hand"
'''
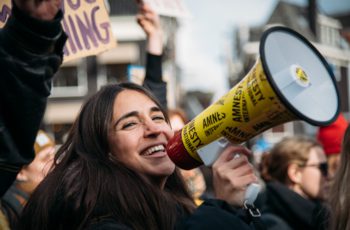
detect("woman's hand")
[14,0,61,21]
[136,1,163,55]
[212,145,258,207]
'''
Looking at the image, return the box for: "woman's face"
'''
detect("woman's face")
[299,146,328,200]
[108,89,175,185]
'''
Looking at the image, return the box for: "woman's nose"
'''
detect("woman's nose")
[143,119,162,137]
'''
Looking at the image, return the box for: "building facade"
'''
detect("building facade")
[230,1,350,146]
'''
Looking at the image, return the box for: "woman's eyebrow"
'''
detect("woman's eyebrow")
[150,106,161,113]
[114,111,139,127]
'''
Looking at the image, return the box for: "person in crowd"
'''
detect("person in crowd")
[328,124,350,230]
[0,0,66,198]
[258,136,329,230]
[1,130,55,229]
[18,83,260,230]
[317,113,348,177]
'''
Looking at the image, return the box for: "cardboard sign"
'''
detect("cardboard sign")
[0,0,116,63]
[0,0,11,28]
[142,0,190,18]
[61,0,116,62]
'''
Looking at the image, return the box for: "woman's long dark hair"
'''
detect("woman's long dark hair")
[19,83,195,230]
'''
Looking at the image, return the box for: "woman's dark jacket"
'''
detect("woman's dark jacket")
[87,199,261,230]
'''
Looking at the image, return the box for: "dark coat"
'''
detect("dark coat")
[142,53,167,110]
[176,199,262,230]
[0,2,66,197]
[257,182,329,230]
[86,199,261,230]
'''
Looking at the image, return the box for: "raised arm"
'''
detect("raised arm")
[14,0,61,20]
[136,1,168,109]
[0,0,66,196]
[136,0,163,55]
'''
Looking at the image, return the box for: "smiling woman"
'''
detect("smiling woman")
[108,89,175,188]
[18,83,260,230]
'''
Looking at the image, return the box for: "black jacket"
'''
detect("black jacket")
[143,53,167,110]
[0,2,66,197]
[87,199,261,230]
[176,199,262,230]
[257,182,329,230]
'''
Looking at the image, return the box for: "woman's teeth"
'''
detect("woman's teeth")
[143,145,165,156]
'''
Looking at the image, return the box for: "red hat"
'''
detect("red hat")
[317,114,348,155]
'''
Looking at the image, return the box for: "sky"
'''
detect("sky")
[176,0,350,101]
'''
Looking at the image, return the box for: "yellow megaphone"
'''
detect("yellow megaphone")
[166,26,340,170]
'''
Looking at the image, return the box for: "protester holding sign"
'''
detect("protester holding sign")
[0,0,66,198]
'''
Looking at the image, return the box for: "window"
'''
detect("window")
[51,59,88,97]
[97,63,128,88]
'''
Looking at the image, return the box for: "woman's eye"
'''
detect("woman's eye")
[122,121,138,129]
[152,115,165,121]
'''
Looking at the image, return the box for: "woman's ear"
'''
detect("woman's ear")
[287,163,302,184]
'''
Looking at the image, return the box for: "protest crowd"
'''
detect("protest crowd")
[0,0,349,230]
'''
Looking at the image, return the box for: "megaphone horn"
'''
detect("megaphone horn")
[167,26,340,170]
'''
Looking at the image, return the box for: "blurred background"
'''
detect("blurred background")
[44,0,350,153]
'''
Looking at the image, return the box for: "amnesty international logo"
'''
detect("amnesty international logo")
[296,67,309,84]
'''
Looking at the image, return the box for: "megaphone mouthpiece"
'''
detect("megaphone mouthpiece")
[167,130,203,169]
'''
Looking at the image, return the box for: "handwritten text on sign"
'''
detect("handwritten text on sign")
[0,0,11,28]
[61,0,116,62]
[0,0,116,63]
